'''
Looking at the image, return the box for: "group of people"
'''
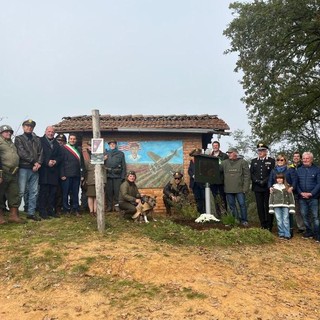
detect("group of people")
[186,140,320,242]
[187,141,249,224]
[0,119,129,223]
[0,120,84,223]
[1,121,319,242]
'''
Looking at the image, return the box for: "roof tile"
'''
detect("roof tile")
[53,114,230,134]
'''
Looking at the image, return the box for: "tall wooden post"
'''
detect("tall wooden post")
[92,109,105,232]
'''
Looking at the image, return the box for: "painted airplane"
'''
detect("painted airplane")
[147,147,182,174]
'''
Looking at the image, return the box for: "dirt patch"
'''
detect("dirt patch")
[173,218,260,231]
[0,227,320,319]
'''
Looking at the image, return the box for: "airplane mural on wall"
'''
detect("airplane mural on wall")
[114,140,183,188]
[147,147,182,174]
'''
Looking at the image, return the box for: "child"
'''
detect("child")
[269,173,295,240]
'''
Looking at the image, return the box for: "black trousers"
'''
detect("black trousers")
[192,184,205,214]
[106,178,122,209]
[38,184,57,217]
[255,190,274,230]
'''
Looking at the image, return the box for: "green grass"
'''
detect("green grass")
[175,201,199,220]
[0,212,274,251]
[0,212,274,284]
[220,213,239,227]
[140,219,274,247]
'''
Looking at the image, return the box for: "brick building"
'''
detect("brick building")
[53,114,230,212]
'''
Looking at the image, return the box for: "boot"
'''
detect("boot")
[8,207,26,224]
[0,209,7,225]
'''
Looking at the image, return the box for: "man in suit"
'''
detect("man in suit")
[60,134,84,216]
[38,126,63,219]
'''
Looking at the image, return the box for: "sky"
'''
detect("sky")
[1,0,250,152]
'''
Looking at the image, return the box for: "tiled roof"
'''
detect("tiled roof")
[53,114,230,134]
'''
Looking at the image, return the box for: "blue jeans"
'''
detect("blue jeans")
[274,207,290,238]
[226,193,248,223]
[299,198,319,237]
[18,168,39,216]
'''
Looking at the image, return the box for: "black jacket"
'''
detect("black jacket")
[60,144,84,178]
[163,179,189,199]
[104,149,126,179]
[250,157,275,192]
[15,133,43,169]
[39,136,63,185]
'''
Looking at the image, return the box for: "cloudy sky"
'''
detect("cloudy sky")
[1,0,250,151]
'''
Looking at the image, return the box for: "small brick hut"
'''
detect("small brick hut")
[53,114,230,213]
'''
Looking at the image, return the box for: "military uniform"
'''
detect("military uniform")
[119,174,140,217]
[0,125,24,224]
[0,130,20,209]
[104,140,126,212]
[163,172,189,215]
[250,143,275,230]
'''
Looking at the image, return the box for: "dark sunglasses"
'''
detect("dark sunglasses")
[277,159,285,162]
[174,177,181,180]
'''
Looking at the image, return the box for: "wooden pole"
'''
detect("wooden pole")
[92,109,105,233]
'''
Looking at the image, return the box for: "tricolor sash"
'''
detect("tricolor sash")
[64,144,81,161]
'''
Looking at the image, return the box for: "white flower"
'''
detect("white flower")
[195,214,220,223]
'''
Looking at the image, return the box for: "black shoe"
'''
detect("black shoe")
[27,215,42,221]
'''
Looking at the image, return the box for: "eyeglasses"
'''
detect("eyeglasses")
[174,178,181,180]
[277,159,285,162]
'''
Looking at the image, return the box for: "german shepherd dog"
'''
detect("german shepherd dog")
[132,195,157,223]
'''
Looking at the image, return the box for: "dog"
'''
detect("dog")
[132,195,157,223]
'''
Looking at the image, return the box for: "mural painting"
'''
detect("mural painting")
[106,141,183,188]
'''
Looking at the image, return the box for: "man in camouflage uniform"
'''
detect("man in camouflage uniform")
[0,125,25,224]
